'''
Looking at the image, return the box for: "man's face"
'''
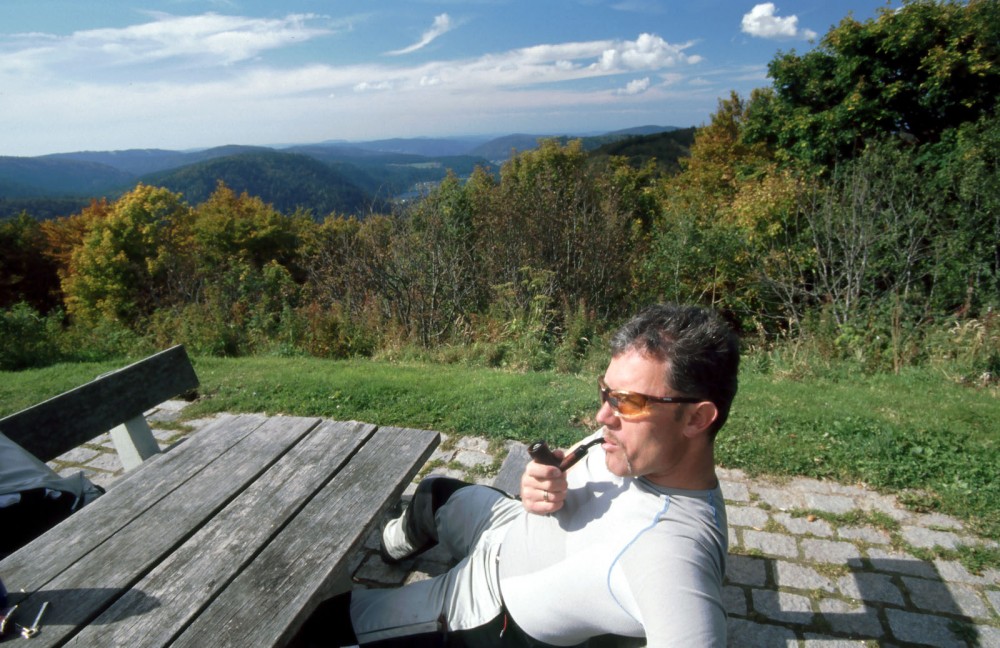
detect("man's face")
[596,348,696,485]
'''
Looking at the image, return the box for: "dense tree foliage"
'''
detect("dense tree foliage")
[2,0,997,378]
[744,0,1000,166]
[62,185,193,326]
[0,213,60,312]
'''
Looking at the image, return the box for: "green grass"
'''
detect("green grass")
[724,368,1000,539]
[2,356,998,542]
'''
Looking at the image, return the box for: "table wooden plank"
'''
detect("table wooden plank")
[4,415,322,648]
[65,420,377,648]
[0,413,268,593]
[169,425,440,648]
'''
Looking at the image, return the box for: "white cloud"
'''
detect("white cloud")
[593,33,696,71]
[354,80,393,92]
[386,13,455,56]
[617,77,650,95]
[0,15,707,155]
[0,12,334,71]
[2,28,701,109]
[741,4,818,40]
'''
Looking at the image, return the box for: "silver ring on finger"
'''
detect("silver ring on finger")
[543,490,550,502]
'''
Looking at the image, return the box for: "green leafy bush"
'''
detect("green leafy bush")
[0,303,63,370]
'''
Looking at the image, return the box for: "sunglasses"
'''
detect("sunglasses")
[598,376,702,419]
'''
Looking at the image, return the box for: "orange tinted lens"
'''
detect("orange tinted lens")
[613,392,647,416]
[599,377,648,418]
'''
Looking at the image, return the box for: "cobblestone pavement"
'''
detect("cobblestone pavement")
[49,402,1000,648]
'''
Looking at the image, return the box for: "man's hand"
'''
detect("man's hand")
[521,449,568,514]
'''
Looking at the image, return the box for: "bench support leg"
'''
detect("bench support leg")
[110,416,160,471]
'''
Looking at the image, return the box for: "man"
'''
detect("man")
[298,303,739,647]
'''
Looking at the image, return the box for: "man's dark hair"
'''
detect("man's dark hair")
[610,304,740,436]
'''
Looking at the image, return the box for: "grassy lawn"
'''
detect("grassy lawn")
[3,356,998,542]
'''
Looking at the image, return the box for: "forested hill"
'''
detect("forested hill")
[141,151,381,217]
[0,156,134,197]
[589,127,696,174]
[0,126,690,220]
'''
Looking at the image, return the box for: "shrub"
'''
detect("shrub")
[553,302,602,374]
[299,302,378,359]
[0,303,63,370]
[58,314,151,362]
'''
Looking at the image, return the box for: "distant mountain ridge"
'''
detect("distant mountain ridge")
[0,125,688,220]
[0,156,135,197]
[143,151,380,217]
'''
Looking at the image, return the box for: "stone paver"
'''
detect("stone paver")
[817,598,885,639]
[773,511,834,537]
[801,538,863,565]
[45,400,1000,647]
[752,588,815,625]
[727,504,770,528]
[744,530,799,558]
[837,571,905,606]
[727,554,768,587]
[901,524,965,550]
[774,560,836,593]
[987,589,1000,616]
[886,608,968,648]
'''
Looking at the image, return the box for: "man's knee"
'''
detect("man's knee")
[406,477,475,543]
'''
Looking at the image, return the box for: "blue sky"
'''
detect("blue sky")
[1,1,896,157]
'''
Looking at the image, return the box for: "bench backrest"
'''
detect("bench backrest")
[491,442,530,495]
[0,346,199,462]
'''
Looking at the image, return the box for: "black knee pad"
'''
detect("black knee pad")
[405,477,474,549]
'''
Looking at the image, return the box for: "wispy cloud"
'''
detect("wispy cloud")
[1,11,706,153]
[741,3,817,40]
[0,12,334,72]
[386,13,455,56]
[609,1,666,13]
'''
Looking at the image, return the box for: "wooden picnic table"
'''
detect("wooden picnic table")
[0,413,439,647]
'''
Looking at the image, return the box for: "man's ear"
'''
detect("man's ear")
[683,402,718,438]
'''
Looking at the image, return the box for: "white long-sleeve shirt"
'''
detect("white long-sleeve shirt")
[498,433,729,647]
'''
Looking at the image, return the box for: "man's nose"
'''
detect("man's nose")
[595,400,617,426]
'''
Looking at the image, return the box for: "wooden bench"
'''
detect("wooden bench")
[0,345,199,470]
[491,441,531,495]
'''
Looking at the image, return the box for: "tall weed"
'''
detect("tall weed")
[924,313,1000,386]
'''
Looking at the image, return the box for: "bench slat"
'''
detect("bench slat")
[0,345,198,462]
[169,425,440,648]
[67,419,376,648]
[2,415,321,647]
[493,442,530,495]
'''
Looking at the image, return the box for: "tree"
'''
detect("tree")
[0,212,61,312]
[926,111,1000,315]
[744,0,1000,167]
[640,92,795,330]
[480,139,650,317]
[191,181,307,275]
[394,171,482,344]
[62,185,193,327]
